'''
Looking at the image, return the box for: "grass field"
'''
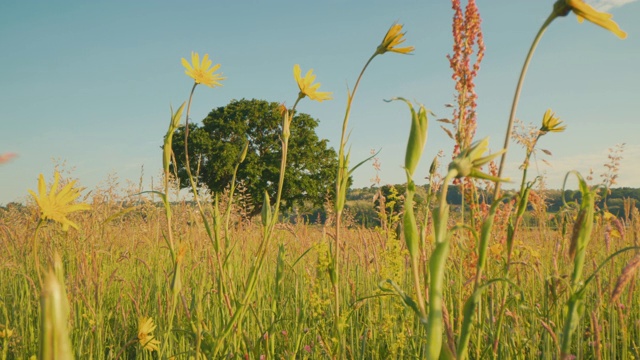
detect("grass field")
[1,193,639,359]
[2,1,639,359]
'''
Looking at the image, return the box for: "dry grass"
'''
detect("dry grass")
[1,193,639,359]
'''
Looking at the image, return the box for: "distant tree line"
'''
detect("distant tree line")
[344,185,639,227]
[545,187,639,215]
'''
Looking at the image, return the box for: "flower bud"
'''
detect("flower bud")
[39,271,73,360]
[261,191,272,228]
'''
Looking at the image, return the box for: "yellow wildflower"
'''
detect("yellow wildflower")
[28,171,91,231]
[137,317,160,352]
[0,327,13,339]
[555,0,627,39]
[181,52,225,87]
[293,64,332,102]
[489,243,503,257]
[526,246,541,259]
[426,234,435,243]
[376,23,414,55]
[540,109,566,134]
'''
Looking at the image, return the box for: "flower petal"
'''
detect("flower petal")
[567,0,627,39]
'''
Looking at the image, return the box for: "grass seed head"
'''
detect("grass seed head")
[611,254,640,303]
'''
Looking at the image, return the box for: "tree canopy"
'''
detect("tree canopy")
[170,98,338,215]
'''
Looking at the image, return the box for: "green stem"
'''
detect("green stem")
[157,82,199,359]
[114,338,138,360]
[426,170,456,360]
[182,82,205,220]
[493,13,557,199]
[333,52,378,358]
[181,83,237,321]
[421,170,437,292]
[488,10,558,350]
[405,183,427,320]
[211,98,301,358]
[270,98,301,229]
[224,163,241,249]
[490,138,540,355]
[32,219,44,287]
[337,53,377,169]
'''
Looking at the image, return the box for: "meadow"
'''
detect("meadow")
[1,1,640,359]
[1,189,639,359]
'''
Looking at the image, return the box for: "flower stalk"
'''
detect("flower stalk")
[493,13,555,199]
[494,0,626,198]
[332,23,413,356]
[427,138,506,360]
[211,66,314,357]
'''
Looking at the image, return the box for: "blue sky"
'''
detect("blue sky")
[1,0,639,205]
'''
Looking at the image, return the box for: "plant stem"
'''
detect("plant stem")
[158,82,199,359]
[114,338,137,360]
[211,98,300,358]
[493,13,556,199]
[426,170,455,360]
[32,219,44,287]
[333,52,377,357]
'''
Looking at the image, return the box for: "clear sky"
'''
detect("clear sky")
[1,0,639,205]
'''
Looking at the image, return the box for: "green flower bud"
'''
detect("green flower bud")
[39,271,73,360]
[388,97,429,177]
[448,138,509,182]
[261,191,272,228]
[237,139,249,164]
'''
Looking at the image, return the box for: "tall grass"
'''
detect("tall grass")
[1,192,639,358]
[2,1,639,359]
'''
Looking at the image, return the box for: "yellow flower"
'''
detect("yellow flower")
[376,23,414,55]
[28,171,91,231]
[293,64,332,102]
[540,108,566,134]
[427,234,435,243]
[555,0,627,39]
[489,243,503,257]
[137,317,160,352]
[181,52,225,87]
[0,327,13,339]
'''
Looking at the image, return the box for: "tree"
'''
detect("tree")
[171,98,338,215]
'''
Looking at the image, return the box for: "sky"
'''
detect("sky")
[1,0,639,205]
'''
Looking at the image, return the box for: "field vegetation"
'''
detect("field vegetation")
[1,1,639,359]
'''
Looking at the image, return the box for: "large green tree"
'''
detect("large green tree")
[171,98,338,215]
